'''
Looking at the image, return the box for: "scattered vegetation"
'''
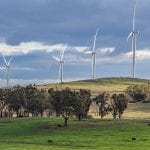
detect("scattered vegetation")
[0,77,149,149]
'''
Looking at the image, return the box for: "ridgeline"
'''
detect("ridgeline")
[38,77,149,93]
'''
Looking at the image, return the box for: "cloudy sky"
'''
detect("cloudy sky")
[0,0,150,86]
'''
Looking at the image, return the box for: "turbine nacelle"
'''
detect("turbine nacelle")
[52,56,64,63]
[85,51,97,55]
[127,32,139,41]
[2,55,13,67]
[60,60,64,64]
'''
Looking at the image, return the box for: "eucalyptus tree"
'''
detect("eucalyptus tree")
[7,86,26,117]
[126,84,149,102]
[24,85,46,117]
[93,92,110,118]
[111,93,128,119]
[0,88,7,117]
[74,89,92,120]
[49,87,83,126]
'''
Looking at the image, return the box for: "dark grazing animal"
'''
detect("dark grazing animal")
[48,140,53,143]
[132,137,136,142]
[57,124,62,127]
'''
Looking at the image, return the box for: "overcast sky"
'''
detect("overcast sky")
[0,0,150,86]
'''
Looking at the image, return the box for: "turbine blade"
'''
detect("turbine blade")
[8,57,13,66]
[53,56,60,62]
[61,50,65,61]
[85,51,93,54]
[61,44,66,61]
[127,32,133,41]
[0,66,4,70]
[2,55,7,66]
[93,28,99,52]
[133,4,137,31]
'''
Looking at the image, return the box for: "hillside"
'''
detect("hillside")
[38,77,150,119]
[38,77,149,93]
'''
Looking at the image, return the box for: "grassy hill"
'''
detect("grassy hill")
[38,77,149,93]
[38,77,150,119]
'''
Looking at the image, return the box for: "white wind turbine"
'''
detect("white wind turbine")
[53,46,66,84]
[85,28,99,80]
[2,55,13,88]
[127,4,139,78]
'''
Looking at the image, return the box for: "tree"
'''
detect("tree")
[93,92,110,118]
[25,85,48,117]
[25,85,38,116]
[111,93,128,119]
[126,85,149,102]
[49,87,82,126]
[48,88,61,116]
[0,88,7,117]
[7,86,26,117]
[77,89,92,119]
[70,90,83,121]
[36,89,49,117]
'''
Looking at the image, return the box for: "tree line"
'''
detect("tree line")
[0,83,149,126]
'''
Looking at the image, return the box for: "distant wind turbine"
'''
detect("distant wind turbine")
[2,55,13,88]
[53,46,66,84]
[127,4,139,78]
[85,28,99,80]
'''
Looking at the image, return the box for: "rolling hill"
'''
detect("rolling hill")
[38,77,150,119]
[38,77,149,93]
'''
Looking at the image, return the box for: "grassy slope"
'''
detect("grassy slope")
[38,77,149,92]
[0,117,150,150]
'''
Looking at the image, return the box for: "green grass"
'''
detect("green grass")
[0,117,150,150]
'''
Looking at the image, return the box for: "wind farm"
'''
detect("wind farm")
[0,1,150,150]
[0,3,149,86]
[0,3,143,86]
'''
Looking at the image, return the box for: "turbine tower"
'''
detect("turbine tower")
[127,4,138,78]
[2,55,13,88]
[85,28,99,80]
[53,46,66,84]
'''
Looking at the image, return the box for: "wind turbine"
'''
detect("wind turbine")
[2,55,13,88]
[85,28,99,80]
[53,46,66,84]
[127,4,139,78]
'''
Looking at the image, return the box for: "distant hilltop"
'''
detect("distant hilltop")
[37,77,150,92]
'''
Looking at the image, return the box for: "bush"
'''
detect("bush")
[126,84,150,102]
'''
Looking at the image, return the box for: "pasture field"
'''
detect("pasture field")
[0,117,150,150]
[89,102,150,119]
[123,102,150,119]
